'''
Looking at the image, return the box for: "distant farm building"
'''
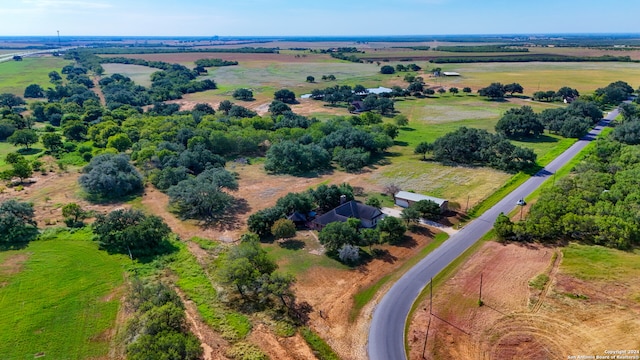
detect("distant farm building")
[311,200,384,230]
[442,72,460,76]
[394,191,448,211]
[350,101,365,113]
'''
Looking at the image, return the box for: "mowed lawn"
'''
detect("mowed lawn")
[0,229,128,360]
[0,57,71,96]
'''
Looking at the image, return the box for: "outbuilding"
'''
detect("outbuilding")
[394,191,448,211]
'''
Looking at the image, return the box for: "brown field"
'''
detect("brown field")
[407,242,640,360]
[101,52,333,66]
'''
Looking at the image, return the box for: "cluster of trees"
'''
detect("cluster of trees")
[93,208,173,258]
[167,167,239,222]
[394,63,421,72]
[495,106,544,138]
[329,51,363,63]
[219,234,311,323]
[232,88,254,101]
[79,153,144,200]
[125,280,202,360]
[613,102,640,144]
[416,127,537,172]
[495,139,640,250]
[1,153,34,184]
[71,51,217,106]
[539,100,603,138]
[593,81,634,106]
[478,82,523,99]
[318,215,407,262]
[380,65,395,74]
[0,200,38,246]
[193,58,238,67]
[309,84,395,114]
[248,184,355,239]
[532,86,580,102]
[264,117,395,174]
[495,101,603,140]
[400,199,442,223]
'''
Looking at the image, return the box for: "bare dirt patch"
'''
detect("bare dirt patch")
[407,242,640,359]
[248,324,317,360]
[295,228,438,360]
[176,288,231,360]
[0,170,128,228]
[0,253,30,280]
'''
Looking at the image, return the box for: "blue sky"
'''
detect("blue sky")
[1,0,640,36]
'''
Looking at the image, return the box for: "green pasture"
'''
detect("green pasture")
[561,244,640,282]
[0,57,71,96]
[264,233,348,275]
[0,141,44,171]
[102,63,157,87]
[0,228,128,360]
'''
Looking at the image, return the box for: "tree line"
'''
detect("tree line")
[495,138,640,250]
[430,54,634,64]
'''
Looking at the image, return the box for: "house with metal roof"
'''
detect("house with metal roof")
[311,200,384,230]
[393,191,448,211]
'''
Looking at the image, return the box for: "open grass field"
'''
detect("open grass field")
[407,241,640,359]
[432,61,640,95]
[0,228,129,360]
[0,56,71,96]
[102,63,157,87]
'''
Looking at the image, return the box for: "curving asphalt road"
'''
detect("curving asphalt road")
[368,108,619,360]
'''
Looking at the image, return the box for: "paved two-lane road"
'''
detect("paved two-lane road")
[368,108,619,360]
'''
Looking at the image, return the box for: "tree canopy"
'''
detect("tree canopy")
[431,127,537,171]
[167,168,238,221]
[0,200,38,245]
[93,208,172,258]
[79,153,143,200]
[495,106,544,138]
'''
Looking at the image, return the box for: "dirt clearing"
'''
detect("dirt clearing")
[407,241,640,359]
[295,228,440,360]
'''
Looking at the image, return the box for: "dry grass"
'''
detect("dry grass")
[407,242,640,359]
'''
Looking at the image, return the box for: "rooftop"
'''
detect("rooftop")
[395,191,447,206]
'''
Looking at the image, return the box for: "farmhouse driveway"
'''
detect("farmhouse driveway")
[380,207,459,236]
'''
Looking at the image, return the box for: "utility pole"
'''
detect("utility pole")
[519,205,524,221]
[421,315,432,359]
[430,277,433,315]
[465,195,470,213]
[57,30,61,46]
[478,273,483,306]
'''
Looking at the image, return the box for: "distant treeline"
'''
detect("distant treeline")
[330,52,363,63]
[434,45,528,53]
[101,57,178,70]
[89,47,279,55]
[431,54,635,64]
[406,46,431,51]
[193,58,238,67]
